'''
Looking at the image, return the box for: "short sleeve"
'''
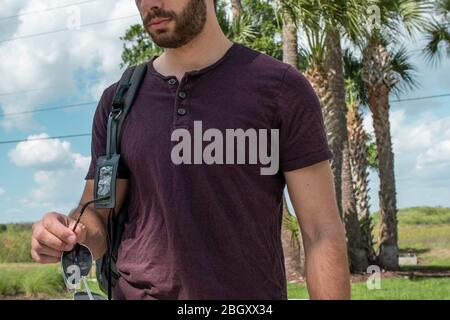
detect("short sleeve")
[277,66,333,172]
[84,83,130,180]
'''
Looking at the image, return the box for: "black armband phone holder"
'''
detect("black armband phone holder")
[93,154,120,209]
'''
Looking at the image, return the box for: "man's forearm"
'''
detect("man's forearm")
[304,226,351,300]
[68,205,108,259]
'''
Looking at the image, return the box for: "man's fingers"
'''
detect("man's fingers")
[43,213,77,244]
[36,228,73,252]
[31,250,60,264]
[69,221,86,244]
[31,238,67,258]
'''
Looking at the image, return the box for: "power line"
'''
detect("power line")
[0,87,49,97]
[0,0,99,21]
[391,93,450,103]
[0,74,108,97]
[0,133,91,145]
[0,14,139,43]
[0,101,96,118]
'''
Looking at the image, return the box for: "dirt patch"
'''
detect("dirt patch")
[0,295,38,300]
[288,269,450,285]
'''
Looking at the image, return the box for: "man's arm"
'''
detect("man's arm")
[284,160,350,300]
[31,179,129,263]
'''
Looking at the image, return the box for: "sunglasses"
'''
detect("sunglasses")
[61,196,109,300]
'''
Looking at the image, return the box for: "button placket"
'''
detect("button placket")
[175,80,190,122]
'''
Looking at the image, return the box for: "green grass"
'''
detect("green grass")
[288,278,450,300]
[371,207,450,269]
[372,206,450,226]
[0,263,67,299]
[0,224,33,263]
[1,207,450,299]
[0,262,449,300]
[0,263,106,299]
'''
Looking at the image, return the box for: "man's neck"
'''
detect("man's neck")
[153,20,233,80]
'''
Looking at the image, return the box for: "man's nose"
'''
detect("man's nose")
[139,0,162,11]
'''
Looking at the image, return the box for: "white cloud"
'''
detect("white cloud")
[366,107,450,211]
[417,140,450,170]
[0,0,142,131]
[25,166,88,207]
[8,133,84,170]
[0,188,5,196]
[6,132,91,216]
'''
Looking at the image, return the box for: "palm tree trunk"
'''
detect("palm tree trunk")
[342,142,369,273]
[230,0,243,21]
[280,10,305,278]
[323,27,347,219]
[347,100,377,263]
[282,196,305,279]
[363,41,399,270]
[282,11,298,68]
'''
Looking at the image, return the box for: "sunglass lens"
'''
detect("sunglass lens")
[61,244,93,285]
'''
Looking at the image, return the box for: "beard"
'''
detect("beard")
[142,0,207,49]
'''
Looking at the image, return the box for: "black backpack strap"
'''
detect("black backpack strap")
[93,64,147,300]
[106,63,148,158]
[94,63,147,209]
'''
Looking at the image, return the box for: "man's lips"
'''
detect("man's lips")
[149,18,172,27]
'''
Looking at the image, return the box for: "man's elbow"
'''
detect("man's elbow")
[302,217,347,253]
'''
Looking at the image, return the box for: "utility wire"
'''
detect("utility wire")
[0,14,139,43]
[0,0,99,21]
[0,74,109,97]
[1,94,449,144]
[391,93,450,103]
[0,133,91,145]
[0,101,96,118]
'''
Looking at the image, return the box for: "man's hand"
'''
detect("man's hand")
[31,212,86,264]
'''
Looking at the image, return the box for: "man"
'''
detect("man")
[31,0,350,300]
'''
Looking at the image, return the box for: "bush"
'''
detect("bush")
[22,267,66,297]
[0,224,33,263]
[0,272,21,296]
[0,264,67,298]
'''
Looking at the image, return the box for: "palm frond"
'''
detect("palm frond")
[391,45,419,95]
[343,49,368,106]
[230,13,258,45]
[394,0,432,35]
[423,20,450,65]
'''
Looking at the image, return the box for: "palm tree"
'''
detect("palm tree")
[346,83,377,265]
[282,10,299,68]
[230,0,243,21]
[278,0,372,272]
[282,197,305,279]
[281,0,368,221]
[361,0,428,270]
[342,138,370,272]
[423,0,450,64]
[278,0,306,278]
[343,50,376,264]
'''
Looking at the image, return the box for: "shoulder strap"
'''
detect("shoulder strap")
[106,63,148,158]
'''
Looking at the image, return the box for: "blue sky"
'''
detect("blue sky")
[1,0,450,223]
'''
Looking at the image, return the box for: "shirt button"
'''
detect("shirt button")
[177,108,187,116]
[168,78,177,85]
[178,91,187,99]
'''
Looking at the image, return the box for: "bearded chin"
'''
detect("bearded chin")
[149,27,201,49]
[144,0,207,49]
